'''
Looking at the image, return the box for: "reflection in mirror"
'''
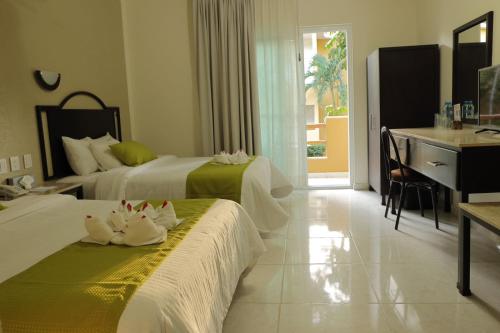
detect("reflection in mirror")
[453,12,494,124]
[34,70,61,91]
[458,23,487,43]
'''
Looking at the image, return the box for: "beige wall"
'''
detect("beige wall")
[0,0,131,183]
[298,0,419,188]
[121,0,202,157]
[416,0,500,107]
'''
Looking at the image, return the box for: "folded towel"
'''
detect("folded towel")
[107,210,127,232]
[118,200,137,219]
[213,150,249,165]
[155,200,182,230]
[140,201,159,219]
[123,214,167,246]
[83,215,118,245]
[213,151,232,164]
[229,150,249,164]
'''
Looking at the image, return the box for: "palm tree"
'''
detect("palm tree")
[305,32,347,112]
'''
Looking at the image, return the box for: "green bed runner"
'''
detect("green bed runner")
[0,199,216,333]
[186,157,255,203]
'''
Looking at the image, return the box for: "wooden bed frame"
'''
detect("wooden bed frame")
[36,91,122,180]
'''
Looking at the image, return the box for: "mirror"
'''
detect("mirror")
[34,70,61,91]
[453,11,494,124]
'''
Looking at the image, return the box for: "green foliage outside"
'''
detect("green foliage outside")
[325,105,348,117]
[305,31,348,113]
[307,144,326,157]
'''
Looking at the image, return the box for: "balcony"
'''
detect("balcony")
[307,116,349,187]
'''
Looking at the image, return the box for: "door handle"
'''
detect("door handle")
[426,161,446,167]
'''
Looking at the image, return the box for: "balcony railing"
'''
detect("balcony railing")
[307,116,349,173]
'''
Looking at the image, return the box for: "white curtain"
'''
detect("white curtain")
[193,0,261,156]
[255,0,307,187]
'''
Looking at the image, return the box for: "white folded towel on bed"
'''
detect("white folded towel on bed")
[230,150,250,164]
[213,151,232,164]
[123,214,167,246]
[107,210,127,232]
[140,202,159,219]
[82,201,180,246]
[118,200,137,219]
[83,215,122,245]
[213,150,249,165]
[155,200,182,230]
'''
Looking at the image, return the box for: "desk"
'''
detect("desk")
[390,127,500,295]
[458,203,500,296]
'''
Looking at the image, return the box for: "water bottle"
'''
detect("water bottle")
[462,102,470,119]
[468,101,476,119]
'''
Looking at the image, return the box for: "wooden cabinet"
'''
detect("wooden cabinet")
[367,45,440,200]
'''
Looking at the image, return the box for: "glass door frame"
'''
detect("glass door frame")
[298,24,355,189]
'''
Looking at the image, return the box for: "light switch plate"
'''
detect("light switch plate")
[0,159,8,174]
[23,154,33,169]
[10,156,20,172]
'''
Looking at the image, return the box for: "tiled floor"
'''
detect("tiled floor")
[308,173,350,188]
[223,190,500,333]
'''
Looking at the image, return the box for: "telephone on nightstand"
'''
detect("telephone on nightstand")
[0,184,28,199]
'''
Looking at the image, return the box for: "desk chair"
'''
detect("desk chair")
[381,127,439,230]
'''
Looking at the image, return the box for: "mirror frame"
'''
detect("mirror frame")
[452,11,494,123]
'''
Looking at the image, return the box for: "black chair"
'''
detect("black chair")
[381,126,439,230]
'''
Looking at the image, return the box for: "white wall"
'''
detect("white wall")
[121,0,202,157]
[416,0,500,107]
[298,0,419,188]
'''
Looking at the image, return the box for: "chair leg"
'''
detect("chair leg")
[416,188,424,217]
[431,186,439,229]
[395,184,407,230]
[391,185,397,215]
[385,182,394,218]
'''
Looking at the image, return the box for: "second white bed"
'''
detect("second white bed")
[58,155,293,232]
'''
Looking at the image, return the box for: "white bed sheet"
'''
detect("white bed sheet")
[93,155,293,232]
[0,195,265,333]
[56,172,102,199]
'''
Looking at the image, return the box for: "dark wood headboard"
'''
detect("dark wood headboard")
[36,91,122,180]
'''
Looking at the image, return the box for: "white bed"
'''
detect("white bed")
[0,195,265,333]
[58,155,293,232]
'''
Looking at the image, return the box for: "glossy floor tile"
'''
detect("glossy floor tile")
[223,303,279,333]
[258,239,286,265]
[223,190,500,332]
[282,264,378,304]
[279,304,392,333]
[285,237,362,264]
[382,303,500,333]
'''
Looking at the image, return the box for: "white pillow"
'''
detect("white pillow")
[89,139,123,171]
[93,133,117,145]
[62,136,99,176]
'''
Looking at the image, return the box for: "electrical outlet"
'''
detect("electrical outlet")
[23,154,33,169]
[0,159,8,174]
[10,156,20,172]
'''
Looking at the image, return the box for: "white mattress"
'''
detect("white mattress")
[57,172,103,199]
[0,195,265,332]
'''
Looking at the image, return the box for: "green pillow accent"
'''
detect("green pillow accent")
[0,204,6,211]
[110,141,157,166]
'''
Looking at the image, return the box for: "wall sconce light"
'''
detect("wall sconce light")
[34,70,61,91]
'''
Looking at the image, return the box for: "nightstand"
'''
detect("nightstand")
[31,182,84,199]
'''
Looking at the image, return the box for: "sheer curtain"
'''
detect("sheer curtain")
[193,0,261,156]
[255,0,307,188]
